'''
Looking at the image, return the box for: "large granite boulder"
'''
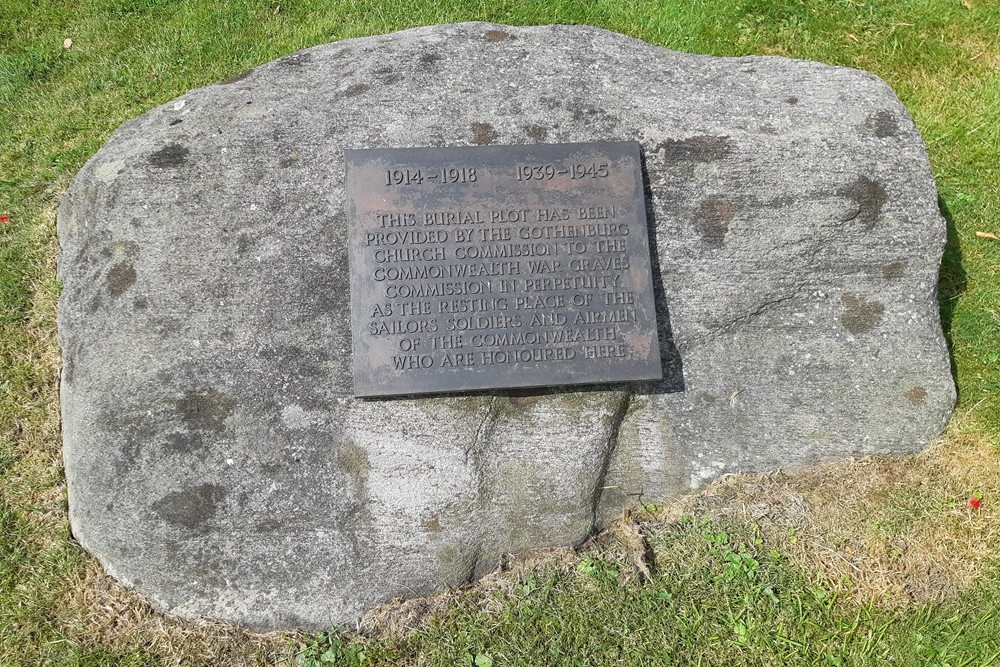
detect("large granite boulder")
[57,22,954,629]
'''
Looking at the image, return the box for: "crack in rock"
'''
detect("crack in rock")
[691,288,805,345]
[589,390,633,534]
[466,395,501,576]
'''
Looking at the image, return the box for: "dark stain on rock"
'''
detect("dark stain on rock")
[883,261,906,280]
[278,151,300,168]
[568,102,597,121]
[422,516,442,533]
[339,442,370,475]
[867,110,899,138]
[471,122,498,145]
[222,68,254,84]
[840,294,885,335]
[344,83,370,97]
[278,52,312,68]
[905,386,928,405]
[169,118,182,126]
[372,65,403,86]
[418,52,443,71]
[119,438,141,471]
[163,431,200,454]
[484,30,511,42]
[539,96,560,110]
[566,101,620,128]
[256,344,306,362]
[177,389,234,431]
[837,176,887,228]
[695,199,734,247]
[237,234,252,255]
[339,443,370,499]
[86,296,102,313]
[657,135,731,164]
[765,195,794,209]
[271,126,289,143]
[107,262,136,297]
[508,393,544,407]
[153,483,227,530]
[526,125,548,141]
[255,518,282,533]
[785,96,799,105]
[134,297,148,311]
[149,143,188,168]
[759,125,777,135]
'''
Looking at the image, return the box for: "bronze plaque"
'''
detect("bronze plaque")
[345,141,661,397]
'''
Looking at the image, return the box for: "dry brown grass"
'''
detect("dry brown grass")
[57,561,295,666]
[943,24,1000,71]
[694,412,1000,607]
[4,213,67,555]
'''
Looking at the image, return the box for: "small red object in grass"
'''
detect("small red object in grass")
[0,216,9,224]
[968,497,982,510]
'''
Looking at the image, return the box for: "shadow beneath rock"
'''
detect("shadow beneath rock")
[937,196,967,395]
[639,146,685,396]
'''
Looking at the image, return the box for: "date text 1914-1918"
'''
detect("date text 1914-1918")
[345,141,662,398]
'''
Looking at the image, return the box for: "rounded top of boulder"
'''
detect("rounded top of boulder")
[60,22,924,214]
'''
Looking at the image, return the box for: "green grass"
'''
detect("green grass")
[2,0,999,665]
[297,517,1000,666]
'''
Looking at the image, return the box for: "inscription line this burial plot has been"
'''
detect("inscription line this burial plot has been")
[346,141,663,397]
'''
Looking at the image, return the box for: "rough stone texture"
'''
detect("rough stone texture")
[57,23,955,630]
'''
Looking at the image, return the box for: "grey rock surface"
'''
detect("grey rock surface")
[57,22,955,630]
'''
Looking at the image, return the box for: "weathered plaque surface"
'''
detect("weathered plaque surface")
[345,141,662,397]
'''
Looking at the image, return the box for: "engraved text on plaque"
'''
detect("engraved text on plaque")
[345,141,661,397]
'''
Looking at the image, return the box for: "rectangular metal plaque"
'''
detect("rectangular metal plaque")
[345,141,662,397]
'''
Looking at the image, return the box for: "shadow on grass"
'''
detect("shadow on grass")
[937,196,967,396]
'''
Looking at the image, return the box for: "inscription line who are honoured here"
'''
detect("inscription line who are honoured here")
[345,141,662,397]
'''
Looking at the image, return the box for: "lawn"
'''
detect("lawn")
[1,0,999,665]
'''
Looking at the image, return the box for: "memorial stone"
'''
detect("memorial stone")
[57,23,955,629]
